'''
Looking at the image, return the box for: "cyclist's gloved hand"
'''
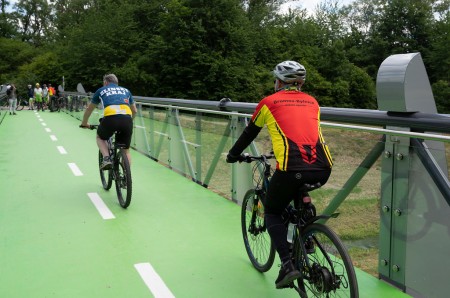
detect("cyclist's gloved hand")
[226,152,240,163]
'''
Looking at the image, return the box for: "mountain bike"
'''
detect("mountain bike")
[1,96,8,109]
[16,97,29,111]
[240,153,358,297]
[49,96,65,112]
[81,124,132,208]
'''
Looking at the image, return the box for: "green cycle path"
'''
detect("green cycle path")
[0,110,410,297]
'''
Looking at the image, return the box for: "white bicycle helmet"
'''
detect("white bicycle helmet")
[273,60,306,84]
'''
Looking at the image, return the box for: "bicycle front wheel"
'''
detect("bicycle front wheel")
[241,189,275,272]
[99,150,113,190]
[16,101,25,111]
[294,223,358,298]
[49,99,58,112]
[114,148,132,208]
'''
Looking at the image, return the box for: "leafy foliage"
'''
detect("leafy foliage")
[1,0,448,113]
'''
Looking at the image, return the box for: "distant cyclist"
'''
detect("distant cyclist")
[226,61,333,289]
[80,74,137,169]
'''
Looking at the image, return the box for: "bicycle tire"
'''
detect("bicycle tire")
[294,223,358,297]
[99,150,113,190]
[16,100,25,111]
[49,99,57,112]
[114,148,132,208]
[241,189,275,272]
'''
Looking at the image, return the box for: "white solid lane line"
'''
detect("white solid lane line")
[134,263,175,298]
[87,193,115,220]
[68,163,83,176]
[57,146,67,154]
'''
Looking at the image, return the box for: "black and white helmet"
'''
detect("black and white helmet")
[273,60,306,84]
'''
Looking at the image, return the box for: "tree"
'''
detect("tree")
[0,37,35,83]
[432,80,450,114]
[1,0,10,13]
[144,0,260,101]
[429,0,450,82]
[15,0,54,45]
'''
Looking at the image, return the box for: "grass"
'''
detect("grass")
[134,107,450,278]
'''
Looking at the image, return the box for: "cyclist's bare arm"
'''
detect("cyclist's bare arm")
[131,103,137,119]
[81,102,97,127]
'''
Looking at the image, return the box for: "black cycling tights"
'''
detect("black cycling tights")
[264,169,331,263]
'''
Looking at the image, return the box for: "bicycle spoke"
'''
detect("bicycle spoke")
[241,190,275,272]
[115,148,132,208]
[295,224,358,297]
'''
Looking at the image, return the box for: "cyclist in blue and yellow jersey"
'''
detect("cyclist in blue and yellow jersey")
[226,61,333,289]
[80,74,137,170]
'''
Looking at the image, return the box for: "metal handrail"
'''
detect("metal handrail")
[59,91,450,139]
[134,101,450,143]
[132,97,450,134]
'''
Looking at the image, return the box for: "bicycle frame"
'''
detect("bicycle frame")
[241,153,358,297]
[82,124,132,208]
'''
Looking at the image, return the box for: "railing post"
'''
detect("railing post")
[230,115,254,204]
[377,53,450,296]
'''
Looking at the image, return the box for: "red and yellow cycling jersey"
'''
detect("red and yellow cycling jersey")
[252,88,333,171]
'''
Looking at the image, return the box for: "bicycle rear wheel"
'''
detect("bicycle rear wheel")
[49,99,58,112]
[16,100,25,111]
[99,150,113,190]
[114,148,132,208]
[294,223,358,297]
[241,189,275,272]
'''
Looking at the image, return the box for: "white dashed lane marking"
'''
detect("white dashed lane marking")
[134,263,175,298]
[68,163,83,176]
[87,193,115,220]
[57,146,67,154]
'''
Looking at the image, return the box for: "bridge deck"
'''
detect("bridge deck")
[0,110,410,297]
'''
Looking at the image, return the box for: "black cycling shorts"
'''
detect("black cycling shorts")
[264,169,331,215]
[97,115,133,148]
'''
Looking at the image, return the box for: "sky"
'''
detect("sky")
[6,0,355,15]
[280,0,355,15]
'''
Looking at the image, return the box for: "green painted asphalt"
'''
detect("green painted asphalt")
[0,110,411,297]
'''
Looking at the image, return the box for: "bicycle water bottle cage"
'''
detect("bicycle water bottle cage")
[255,188,265,196]
[281,205,298,228]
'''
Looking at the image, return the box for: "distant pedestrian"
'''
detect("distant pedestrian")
[42,84,49,109]
[34,83,44,112]
[6,83,17,115]
[27,84,34,110]
[48,84,56,110]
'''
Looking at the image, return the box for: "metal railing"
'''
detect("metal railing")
[59,93,450,199]
[59,90,449,296]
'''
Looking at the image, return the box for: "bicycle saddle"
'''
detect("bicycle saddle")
[300,182,322,192]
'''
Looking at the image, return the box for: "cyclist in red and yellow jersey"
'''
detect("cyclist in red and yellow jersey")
[227,61,333,289]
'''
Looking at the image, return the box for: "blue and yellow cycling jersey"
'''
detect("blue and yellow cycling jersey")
[91,83,134,117]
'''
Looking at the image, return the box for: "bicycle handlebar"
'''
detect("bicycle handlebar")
[239,153,322,192]
[79,124,98,130]
[238,152,275,163]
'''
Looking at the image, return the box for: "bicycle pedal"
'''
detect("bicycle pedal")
[283,282,295,289]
